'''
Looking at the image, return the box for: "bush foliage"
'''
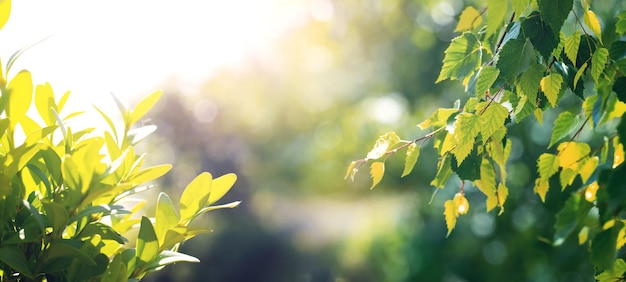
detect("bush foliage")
[349,0,626,279]
[0,2,238,281]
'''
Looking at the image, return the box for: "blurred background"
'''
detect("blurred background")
[4,0,622,281]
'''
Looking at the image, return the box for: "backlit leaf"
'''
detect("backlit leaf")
[453,113,480,164]
[564,31,581,64]
[497,183,508,215]
[558,142,590,170]
[345,161,357,180]
[437,33,482,83]
[474,66,499,98]
[473,158,498,212]
[595,258,626,282]
[444,199,457,237]
[0,0,10,31]
[549,111,579,148]
[573,62,587,89]
[137,216,159,265]
[129,90,162,126]
[155,193,178,246]
[431,155,452,188]
[370,161,384,189]
[477,102,509,141]
[534,178,550,202]
[617,11,626,36]
[514,95,535,123]
[540,72,563,107]
[511,0,530,19]
[517,64,544,105]
[579,156,598,184]
[7,70,33,128]
[366,132,400,160]
[538,153,560,180]
[418,108,458,129]
[144,250,199,272]
[455,6,482,32]
[591,47,608,83]
[128,164,172,185]
[579,226,589,245]
[401,143,420,177]
[614,137,625,168]
[537,0,573,34]
[583,10,603,44]
[454,192,469,215]
[487,0,507,37]
[207,173,237,205]
[179,172,213,222]
[585,181,599,202]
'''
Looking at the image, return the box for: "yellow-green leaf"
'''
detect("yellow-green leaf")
[436,33,482,83]
[585,181,599,202]
[579,156,598,184]
[614,137,624,168]
[497,183,508,215]
[345,161,357,180]
[574,62,587,89]
[431,155,452,188]
[564,31,581,64]
[534,178,549,202]
[444,199,457,237]
[155,192,179,246]
[7,70,33,128]
[540,73,563,107]
[370,161,384,189]
[401,143,420,177]
[537,153,560,180]
[454,192,469,215]
[534,108,543,124]
[549,111,579,148]
[136,216,159,265]
[477,102,509,141]
[179,172,213,222]
[487,0,507,37]
[418,108,458,130]
[34,83,57,127]
[560,168,577,189]
[207,173,237,205]
[128,164,172,185]
[455,6,482,32]
[583,10,602,44]
[591,47,608,83]
[366,132,400,160]
[473,158,498,212]
[0,0,10,31]
[129,90,162,126]
[453,113,480,164]
[579,226,589,245]
[474,66,500,98]
[557,142,590,170]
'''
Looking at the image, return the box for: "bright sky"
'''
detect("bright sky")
[0,0,291,109]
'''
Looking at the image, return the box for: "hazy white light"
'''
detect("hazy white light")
[309,0,334,22]
[365,94,407,125]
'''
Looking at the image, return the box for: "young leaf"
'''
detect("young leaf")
[436,33,482,83]
[7,70,33,128]
[540,72,563,107]
[487,0,507,37]
[179,172,213,222]
[453,113,480,164]
[444,199,457,237]
[474,66,500,98]
[207,173,237,205]
[129,90,162,126]
[473,158,498,212]
[431,155,453,188]
[136,216,159,265]
[0,0,10,32]
[591,47,609,83]
[534,178,550,202]
[477,102,509,141]
[401,143,420,177]
[418,108,459,129]
[143,250,199,272]
[573,62,587,89]
[497,183,508,214]
[595,258,626,282]
[155,193,179,246]
[538,153,560,180]
[128,164,172,185]
[537,0,573,34]
[455,6,482,32]
[579,156,598,184]
[564,31,581,64]
[370,161,384,189]
[549,111,579,148]
[366,132,400,160]
[557,142,591,170]
[583,10,603,44]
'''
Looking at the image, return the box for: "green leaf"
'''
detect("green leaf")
[431,155,452,188]
[549,111,580,148]
[418,108,459,129]
[208,173,237,205]
[370,161,384,189]
[521,12,559,60]
[77,222,126,244]
[540,72,563,107]
[451,151,481,181]
[0,246,34,279]
[144,250,199,272]
[511,0,530,19]
[477,102,509,141]
[455,6,482,32]
[497,39,535,81]
[160,227,212,251]
[473,158,498,212]
[573,62,587,89]
[537,0,573,34]
[436,32,482,83]
[401,143,420,177]
[583,10,602,44]
[595,258,626,282]
[453,113,480,164]
[366,132,400,160]
[43,202,69,237]
[591,47,609,83]
[136,216,159,265]
[155,192,179,245]
[564,30,581,64]
[487,0,507,38]
[516,64,544,105]
[514,95,535,123]
[129,90,162,126]
[591,221,622,271]
[538,153,560,180]
[44,240,97,266]
[553,194,593,246]
[474,66,500,98]
[179,172,213,222]
[617,12,626,36]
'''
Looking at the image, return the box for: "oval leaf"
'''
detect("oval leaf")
[370,161,384,189]
[179,172,212,221]
[207,173,237,205]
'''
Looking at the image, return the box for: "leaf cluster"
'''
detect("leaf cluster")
[0,2,239,281]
